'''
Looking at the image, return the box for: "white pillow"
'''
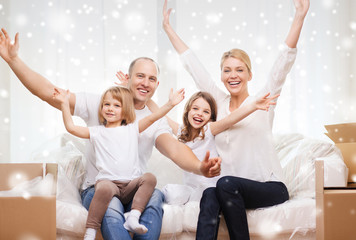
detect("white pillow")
[161,204,184,234]
[162,184,194,205]
[274,133,345,198]
[182,201,200,232]
[56,200,88,237]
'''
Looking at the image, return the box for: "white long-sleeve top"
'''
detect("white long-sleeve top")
[180,46,297,183]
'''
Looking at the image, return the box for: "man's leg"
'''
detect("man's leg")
[81,186,132,240]
[131,188,164,240]
[196,187,221,240]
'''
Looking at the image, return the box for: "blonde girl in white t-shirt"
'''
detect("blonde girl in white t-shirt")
[53,86,184,240]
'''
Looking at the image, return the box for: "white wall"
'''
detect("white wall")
[0,0,355,162]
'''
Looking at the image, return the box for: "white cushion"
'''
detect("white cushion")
[161,204,184,234]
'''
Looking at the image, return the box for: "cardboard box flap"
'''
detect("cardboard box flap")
[0,163,57,193]
[325,123,356,143]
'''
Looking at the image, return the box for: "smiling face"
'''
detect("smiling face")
[128,58,160,109]
[221,57,252,97]
[98,86,136,127]
[100,92,123,127]
[187,97,212,130]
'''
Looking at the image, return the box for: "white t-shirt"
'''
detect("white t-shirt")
[180,46,297,183]
[89,122,141,182]
[74,93,171,190]
[178,123,220,189]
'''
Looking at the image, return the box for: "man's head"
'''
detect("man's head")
[127,57,160,109]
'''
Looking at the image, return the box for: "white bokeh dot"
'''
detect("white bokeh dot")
[0,89,9,98]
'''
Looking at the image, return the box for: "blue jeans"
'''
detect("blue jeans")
[81,186,164,240]
[196,176,289,240]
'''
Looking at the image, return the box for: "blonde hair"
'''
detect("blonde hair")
[220,48,252,73]
[178,92,217,143]
[98,86,136,126]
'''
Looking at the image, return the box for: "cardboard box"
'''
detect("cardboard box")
[325,123,356,183]
[0,163,57,240]
[316,161,356,240]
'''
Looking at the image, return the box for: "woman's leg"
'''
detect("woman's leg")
[216,176,289,240]
[196,187,221,240]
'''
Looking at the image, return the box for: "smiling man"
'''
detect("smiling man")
[0,28,221,240]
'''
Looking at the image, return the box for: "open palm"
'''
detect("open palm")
[0,28,19,63]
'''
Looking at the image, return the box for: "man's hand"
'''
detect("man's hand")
[200,151,221,177]
[163,0,173,29]
[0,28,19,63]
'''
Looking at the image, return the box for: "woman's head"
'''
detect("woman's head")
[179,91,217,143]
[99,86,136,126]
[220,48,252,97]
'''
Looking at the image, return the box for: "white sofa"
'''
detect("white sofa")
[32,133,347,240]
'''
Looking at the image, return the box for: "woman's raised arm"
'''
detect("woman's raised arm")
[285,0,310,48]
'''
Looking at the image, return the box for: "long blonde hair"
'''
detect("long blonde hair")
[98,86,136,126]
[178,92,217,143]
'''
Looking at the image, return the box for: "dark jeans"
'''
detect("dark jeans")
[196,176,289,240]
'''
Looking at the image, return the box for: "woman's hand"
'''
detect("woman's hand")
[0,28,19,63]
[294,0,310,18]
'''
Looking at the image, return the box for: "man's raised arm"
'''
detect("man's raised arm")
[155,133,221,177]
[0,28,76,114]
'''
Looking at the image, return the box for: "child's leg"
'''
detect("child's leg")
[121,173,157,234]
[85,180,120,239]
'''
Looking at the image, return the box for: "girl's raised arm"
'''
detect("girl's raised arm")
[53,88,90,139]
[146,99,179,136]
[139,88,184,133]
[210,93,279,136]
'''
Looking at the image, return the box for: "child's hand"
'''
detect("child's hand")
[169,88,185,107]
[256,93,279,111]
[52,88,70,107]
[114,71,129,87]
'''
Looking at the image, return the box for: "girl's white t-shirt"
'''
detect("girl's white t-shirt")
[74,93,171,190]
[89,122,142,182]
[178,123,220,189]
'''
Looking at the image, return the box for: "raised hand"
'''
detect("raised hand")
[0,28,19,63]
[255,93,279,111]
[294,0,310,18]
[169,88,185,107]
[52,88,70,107]
[115,71,129,87]
[163,0,173,29]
